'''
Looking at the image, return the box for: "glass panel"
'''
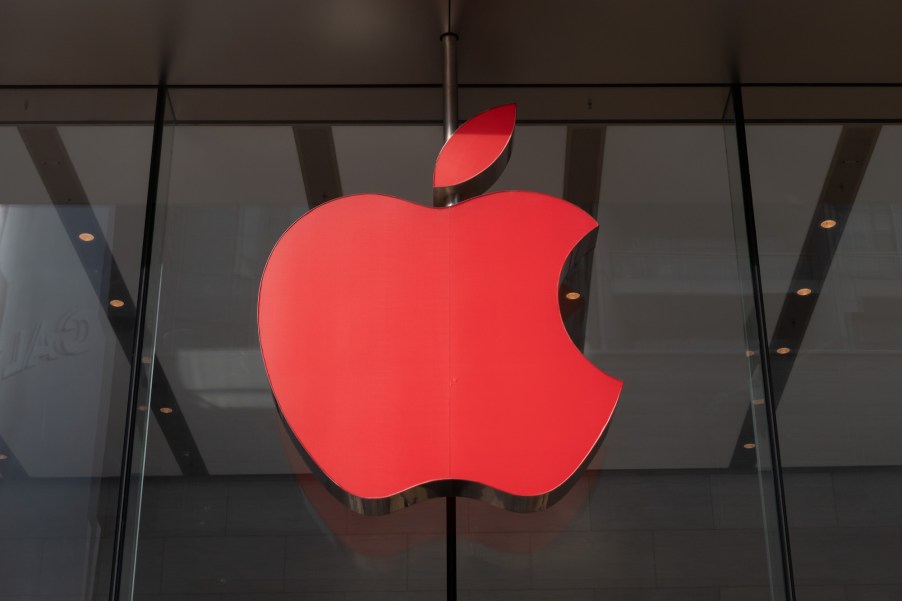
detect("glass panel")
[130,115,448,597]
[722,92,792,601]
[116,99,173,601]
[747,88,902,598]
[452,109,785,597]
[0,89,156,600]
[129,86,785,601]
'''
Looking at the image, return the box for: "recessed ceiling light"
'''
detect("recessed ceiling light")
[137,404,148,412]
[78,232,95,242]
[564,291,581,300]
[159,407,173,414]
[796,288,812,296]
[752,398,765,406]
[820,219,837,229]
[109,299,125,308]
[743,442,757,450]
[775,347,791,355]
[0,453,7,461]
[744,350,756,358]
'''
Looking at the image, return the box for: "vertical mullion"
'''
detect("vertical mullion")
[730,84,797,601]
[108,82,168,601]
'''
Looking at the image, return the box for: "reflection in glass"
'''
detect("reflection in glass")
[455,123,782,598]
[132,125,448,595]
[127,93,787,599]
[750,124,902,595]
[0,101,154,600]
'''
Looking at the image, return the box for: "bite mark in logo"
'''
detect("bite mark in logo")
[258,105,622,514]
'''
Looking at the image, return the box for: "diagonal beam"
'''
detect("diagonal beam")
[17,125,207,477]
[293,125,343,209]
[730,125,881,468]
[560,126,605,352]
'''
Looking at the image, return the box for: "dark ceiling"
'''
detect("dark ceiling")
[2,0,901,86]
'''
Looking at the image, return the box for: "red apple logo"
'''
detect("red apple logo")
[259,105,622,514]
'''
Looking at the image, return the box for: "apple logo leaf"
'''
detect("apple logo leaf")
[433,104,516,206]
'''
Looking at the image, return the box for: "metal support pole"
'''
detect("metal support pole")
[441,32,459,145]
[437,31,460,209]
[442,25,459,601]
[446,495,457,601]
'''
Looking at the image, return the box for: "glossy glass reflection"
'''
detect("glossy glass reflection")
[0,90,155,601]
[130,100,783,599]
[749,123,902,596]
[132,125,448,596]
[454,123,782,598]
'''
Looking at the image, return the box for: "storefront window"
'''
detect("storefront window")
[454,116,786,598]
[119,86,787,600]
[5,85,901,601]
[746,88,902,598]
[130,115,449,595]
[0,88,157,599]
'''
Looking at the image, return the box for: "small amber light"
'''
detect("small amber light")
[820,219,837,229]
[752,398,765,406]
[137,404,148,412]
[796,288,813,296]
[78,232,95,242]
[775,347,791,355]
[159,407,173,414]
[109,299,125,308]
[564,291,581,301]
[745,350,756,358]
[743,442,757,450]
[0,453,8,461]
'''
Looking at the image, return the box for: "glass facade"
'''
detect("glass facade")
[1,86,901,601]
